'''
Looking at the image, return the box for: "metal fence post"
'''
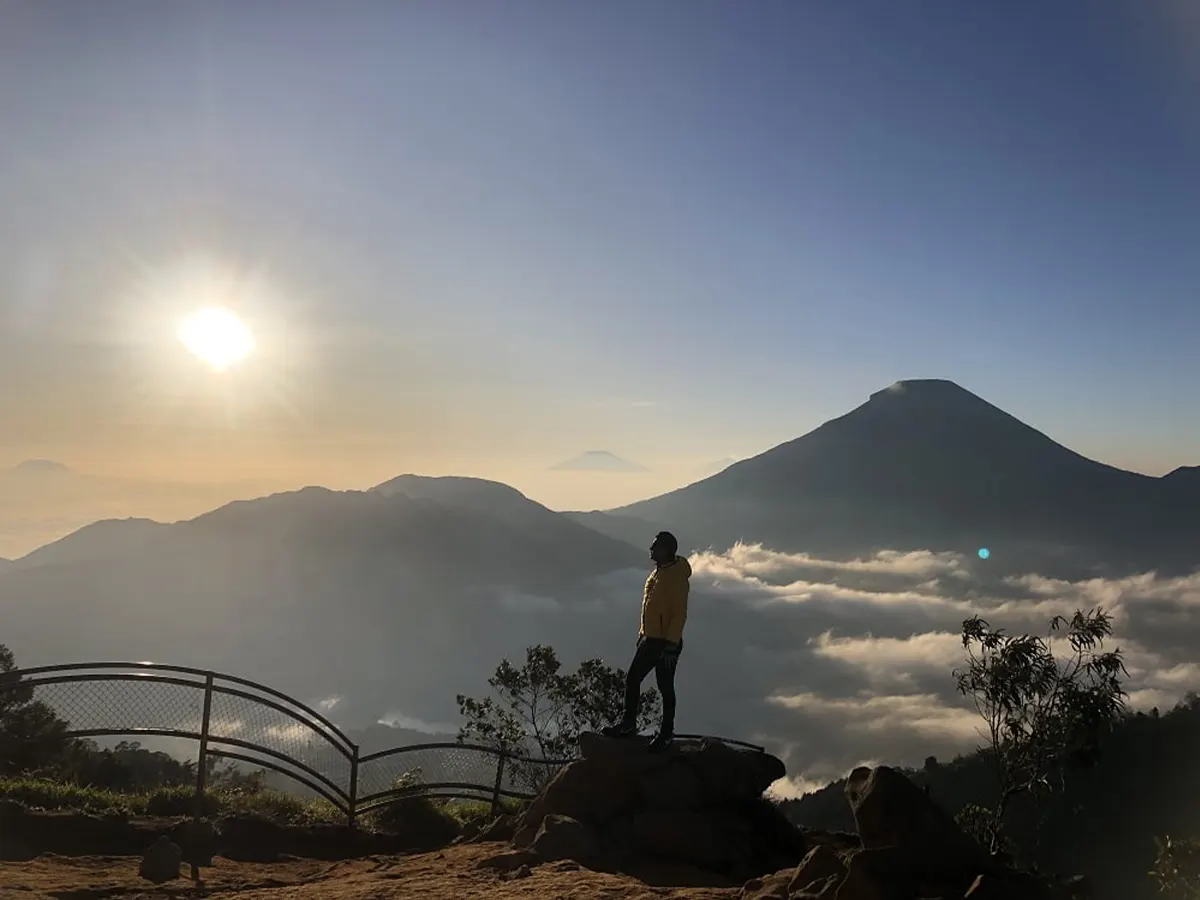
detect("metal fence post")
[194,672,215,818]
[348,744,359,829]
[490,747,507,818]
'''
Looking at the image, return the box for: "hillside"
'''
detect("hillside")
[10,518,168,571]
[783,695,1200,900]
[0,477,645,729]
[612,379,1200,575]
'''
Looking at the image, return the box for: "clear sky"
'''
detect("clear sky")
[2,0,1198,514]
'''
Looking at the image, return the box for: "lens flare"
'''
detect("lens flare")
[978,547,991,560]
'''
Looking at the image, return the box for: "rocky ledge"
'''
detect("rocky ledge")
[477,737,1090,900]
[477,732,822,883]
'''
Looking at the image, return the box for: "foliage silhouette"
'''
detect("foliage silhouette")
[456,644,660,791]
[0,643,70,776]
[952,608,1128,856]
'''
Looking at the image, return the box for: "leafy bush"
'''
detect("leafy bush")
[954,802,1014,860]
[457,644,659,793]
[1151,835,1200,899]
[953,608,1127,857]
[361,770,461,845]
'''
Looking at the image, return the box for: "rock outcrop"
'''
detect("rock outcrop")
[138,835,182,883]
[739,765,1091,900]
[487,732,810,882]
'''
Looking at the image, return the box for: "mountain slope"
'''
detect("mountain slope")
[612,379,1200,573]
[0,477,646,727]
[12,519,168,571]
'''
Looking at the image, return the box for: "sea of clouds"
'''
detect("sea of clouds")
[651,543,1200,797]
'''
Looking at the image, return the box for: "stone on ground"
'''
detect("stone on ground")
[138,834,182,883]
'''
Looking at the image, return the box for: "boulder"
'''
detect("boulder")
[530,813,605,868]
[740,869,794,900]
[466,812,519,843]
[733,765,1090,900]
[138,835,182,883]
[844,764,1000,889]
[169,817,216,867]
[508,732,806,882]
[631,809,749,870]
[789,844,846,895]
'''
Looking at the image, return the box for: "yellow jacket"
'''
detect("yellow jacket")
[639,556,691,644]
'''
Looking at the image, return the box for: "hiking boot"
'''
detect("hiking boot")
[601,721,638,738]
[647,731,674,753]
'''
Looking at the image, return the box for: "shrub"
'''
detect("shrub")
[953,608,1126,857]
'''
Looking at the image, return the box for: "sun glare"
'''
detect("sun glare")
[178,307,255,371]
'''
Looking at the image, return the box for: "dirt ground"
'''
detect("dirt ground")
[0,842,743,900]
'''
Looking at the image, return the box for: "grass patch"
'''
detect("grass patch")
[438,797,524,829]
[0,777,342,826]
[0,777,525,832]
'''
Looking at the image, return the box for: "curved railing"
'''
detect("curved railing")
[1,661,764,824]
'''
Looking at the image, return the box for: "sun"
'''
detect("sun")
[178,306,255,371]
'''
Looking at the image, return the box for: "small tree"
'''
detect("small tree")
[456,645,660,792]
[1150,834,1200,898]
[953,608,1127,856]
[0,643,70,776]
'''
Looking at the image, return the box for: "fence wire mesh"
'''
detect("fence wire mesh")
[23,676,206,736]
[7,666,755,818]
[356,743,567,803]
[206,688,353,796]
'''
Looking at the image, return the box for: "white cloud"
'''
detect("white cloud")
[678,543,1200,794]
[810,630,963,689]
[692,542,965,582]
[378,711,457,735]
[768,691,981,743]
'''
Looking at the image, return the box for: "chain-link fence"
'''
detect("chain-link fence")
[6,663,357,815]
[4,662,762,824]
[356,742,568,811]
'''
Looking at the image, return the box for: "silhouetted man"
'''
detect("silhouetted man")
[602,530,691,752]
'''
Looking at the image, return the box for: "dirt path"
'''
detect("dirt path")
[0,843,742,900]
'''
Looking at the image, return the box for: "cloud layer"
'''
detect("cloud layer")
[671,543,1200,796]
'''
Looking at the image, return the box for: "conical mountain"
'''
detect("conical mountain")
[612,379,1200,573]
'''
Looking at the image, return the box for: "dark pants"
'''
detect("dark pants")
[622,636,682,734]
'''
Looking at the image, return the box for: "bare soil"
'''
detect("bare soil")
[0,842,742,900]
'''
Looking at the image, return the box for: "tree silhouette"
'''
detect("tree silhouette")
[0,643,71,776]
[953,609,1127,856]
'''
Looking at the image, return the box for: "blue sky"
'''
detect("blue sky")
[1,0,1198,510]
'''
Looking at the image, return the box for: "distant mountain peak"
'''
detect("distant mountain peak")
[868,378,982,403]
[372,473,531,501]
[552,451,648,473]
[13,459,72,475]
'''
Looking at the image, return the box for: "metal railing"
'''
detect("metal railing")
[1,661,764,825]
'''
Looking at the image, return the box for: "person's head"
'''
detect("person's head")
[649,531,678,565]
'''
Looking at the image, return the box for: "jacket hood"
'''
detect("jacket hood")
[663,555,691,578]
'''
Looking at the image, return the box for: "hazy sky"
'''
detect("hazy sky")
[3,0,1199,513]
